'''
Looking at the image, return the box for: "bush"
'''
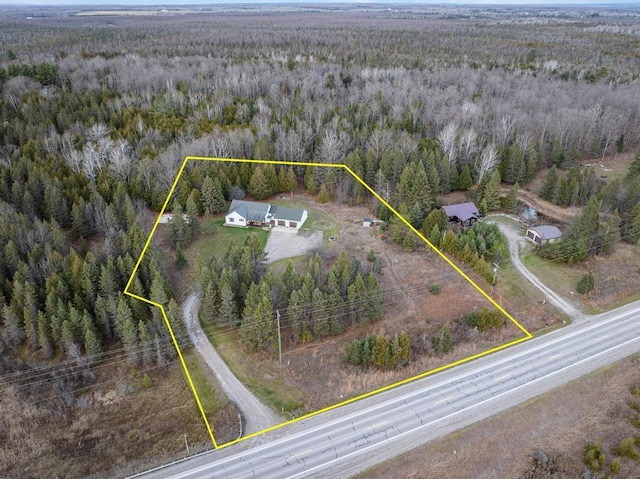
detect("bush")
[611,436,640,460]
[429,284,440,295]
[609,457,620,474]
[583,440,605,471]
[576,272,595,294]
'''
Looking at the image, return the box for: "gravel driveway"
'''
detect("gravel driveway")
[264,228,324,263]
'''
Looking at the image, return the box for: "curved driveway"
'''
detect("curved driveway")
[182,294,282,437]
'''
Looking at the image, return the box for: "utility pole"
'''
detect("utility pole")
[276,310,282,367]
[490,263,500,295]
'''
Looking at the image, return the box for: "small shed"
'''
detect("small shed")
[525,225,562,245]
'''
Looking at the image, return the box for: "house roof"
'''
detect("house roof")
[528,225,562,240]
[227,200,271,222]
[442,202,480,222]
[270,205,306,222]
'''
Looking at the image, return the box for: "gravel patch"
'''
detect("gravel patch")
[264,228,324,263]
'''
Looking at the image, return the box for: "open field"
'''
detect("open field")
[0,355,214,479]
[197,193,551,417]
[356,354,640,479]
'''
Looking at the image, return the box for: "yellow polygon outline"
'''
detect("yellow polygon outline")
[124,156,533,450]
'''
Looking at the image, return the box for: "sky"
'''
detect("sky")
[3,0,640,6]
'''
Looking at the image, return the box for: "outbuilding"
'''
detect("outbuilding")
[525,225,562,245]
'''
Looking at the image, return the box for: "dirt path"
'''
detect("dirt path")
[181,294,282,437]
[490,219,584,320]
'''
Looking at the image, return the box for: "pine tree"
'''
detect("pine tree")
[502,182,519,214]
[483,170,502,211]
[37,312,53,358]
[217,282,238,327]
[398,331,412,365]
[347,274,367,325]
[372,335,390,369]
[278,166,297,193]
[201,176,226,215]
[82,311,102,360]
[138,320,153,365]
[539,166,559,201]
[456,165,473,190]
[248,165,272,200]
[166,299,189,350]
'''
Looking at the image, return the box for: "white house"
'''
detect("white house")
[225,200,271,227]
[225,200,307,230]
[525,225,562,245]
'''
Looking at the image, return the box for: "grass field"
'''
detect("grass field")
[182,351,225,418]
[522,252,585,297]
[186,217,270,264]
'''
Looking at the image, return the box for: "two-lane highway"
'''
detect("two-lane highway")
[142,301,640,479]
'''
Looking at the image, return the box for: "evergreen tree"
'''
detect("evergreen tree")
[502,182,519,214]
[37,312,53,358]
[278,166,297,193]
[138,320,153,365]
[538,165,558,201]
[482,170,502,211]
[248,165,272,200]
[372,335,390,369]
[217,282,238,327]
[397,331,412,365]
[347,274,367,325]
[241,296,277,352]
[456,165,473,190]
[201,176,226,215]
[82,311,102,360]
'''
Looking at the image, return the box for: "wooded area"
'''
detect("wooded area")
[1,4,639,477]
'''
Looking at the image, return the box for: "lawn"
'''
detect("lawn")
[182,351,225,418]
[186,217,270,264]
[521,252,585,298]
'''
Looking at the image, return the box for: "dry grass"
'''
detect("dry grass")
[357,355,640,479]
[0,357,222,479]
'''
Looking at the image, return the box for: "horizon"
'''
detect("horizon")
[3,0,640,7]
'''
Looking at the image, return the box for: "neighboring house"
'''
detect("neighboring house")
[225,199,271,227]
[442,202,481,228]
[270,205,308,229]
[225,200,307,230]
[525,225,562,245]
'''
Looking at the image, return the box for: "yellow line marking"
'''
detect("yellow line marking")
[290,449,313,458]
[369,421,389,429]
[124,156,533,450]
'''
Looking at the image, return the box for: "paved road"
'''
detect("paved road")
[182,294,282,436]
[145,300,640,479]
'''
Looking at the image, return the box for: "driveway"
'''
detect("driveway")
[264,228,324,263]
[488,218,584,320]
[182,294,282,437]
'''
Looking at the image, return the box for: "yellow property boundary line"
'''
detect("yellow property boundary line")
[124,156,533,450]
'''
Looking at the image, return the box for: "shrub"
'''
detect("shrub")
[429,284,440,295]
[609,457,620,474]
[583,440,605,471]
[611,436,640,460]
[576,272,595,294]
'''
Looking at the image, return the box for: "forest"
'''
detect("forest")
[1,4,639,477]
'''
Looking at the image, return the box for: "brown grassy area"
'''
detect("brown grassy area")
[0,355,222,479]
[205,197,550,417]
[356,355,640,479]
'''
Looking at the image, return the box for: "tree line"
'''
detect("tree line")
[197,238,383,353]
